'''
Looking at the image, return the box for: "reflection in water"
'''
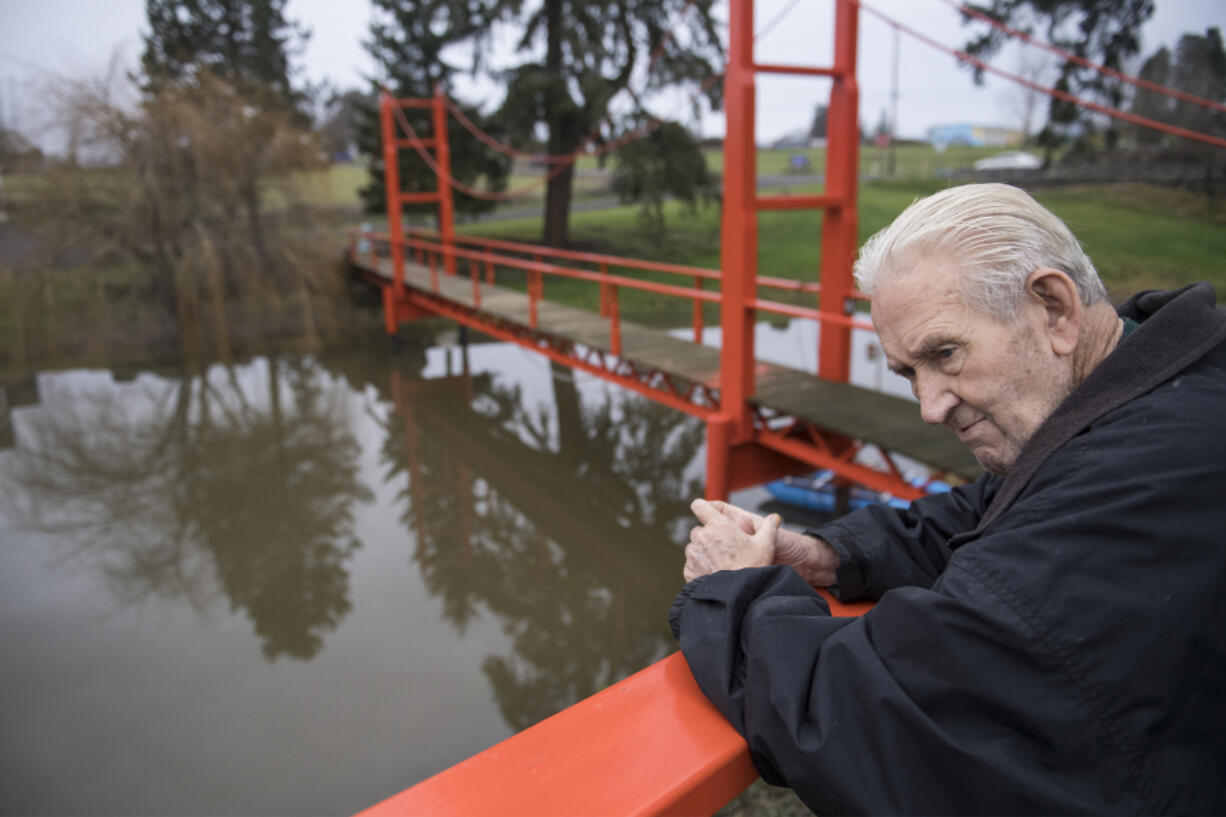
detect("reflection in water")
[0,356,373,660]
[385,345,705,731]
[0,330,710,814]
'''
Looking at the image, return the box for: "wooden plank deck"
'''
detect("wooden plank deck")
[359,256,981,481]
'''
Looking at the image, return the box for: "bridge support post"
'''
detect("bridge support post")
[433,85,457,278]
[717,0,757,444]
[817,0,860,382]
[705,414,733,501]
[380,93,406,302]
[383,286,435,336]
[382,285,398,336]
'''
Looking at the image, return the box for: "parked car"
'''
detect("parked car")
[973,150,1042,171]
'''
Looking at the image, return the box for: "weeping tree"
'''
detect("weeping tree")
[361,0,723,247]
[140,0,312,268]
[23,70,340,364]
[960,0,1155,163]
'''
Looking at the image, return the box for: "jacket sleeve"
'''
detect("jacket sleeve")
[810,474,998,600]
[670,563,1132,815]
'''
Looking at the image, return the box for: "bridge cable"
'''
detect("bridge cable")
[938,0,1226,115]
[855,0,1226,150]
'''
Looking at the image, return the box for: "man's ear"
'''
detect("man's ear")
[1026,268,1079,356]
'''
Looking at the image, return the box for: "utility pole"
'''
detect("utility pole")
[888,23,899,177]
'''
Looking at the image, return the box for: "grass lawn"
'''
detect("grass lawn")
[568,143,1023,178]
[275,162,615,213]
[290,144,1031,214]
[452,179,1226,328]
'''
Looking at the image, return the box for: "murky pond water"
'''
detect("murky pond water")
[0,324,725,816]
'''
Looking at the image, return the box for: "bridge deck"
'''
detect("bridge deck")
[359,256,981,481]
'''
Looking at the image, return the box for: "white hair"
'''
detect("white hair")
[854,183,1108,319]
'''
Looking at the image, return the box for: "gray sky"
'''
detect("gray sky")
[1,0,1222,146]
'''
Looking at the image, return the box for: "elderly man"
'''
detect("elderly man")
[670,183,1226,814]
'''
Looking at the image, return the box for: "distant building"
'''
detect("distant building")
[927,124,1023,149]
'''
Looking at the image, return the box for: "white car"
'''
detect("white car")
[973,151,1042,171]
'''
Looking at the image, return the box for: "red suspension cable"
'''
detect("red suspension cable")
[855,0,1226,150]
[941,0,1226,115]
[383,90,563,201]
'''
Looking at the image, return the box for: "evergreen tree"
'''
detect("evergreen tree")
[1128,28,1226,164]
[141,0,308,115]
[1130,46,1172,147]
[809,104,829,142]
[495,0,722,247]
[1170,28,1226,153]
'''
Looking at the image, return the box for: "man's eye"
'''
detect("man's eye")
[937,348,956,361]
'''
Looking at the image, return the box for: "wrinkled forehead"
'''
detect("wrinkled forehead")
[870,253,969,317]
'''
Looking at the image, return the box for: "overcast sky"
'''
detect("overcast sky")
[1,0,1222,146]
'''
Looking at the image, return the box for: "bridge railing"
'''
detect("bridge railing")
[352,227,874,360]
[356,591,871,817]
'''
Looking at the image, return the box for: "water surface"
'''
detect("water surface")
[1,327,710,815]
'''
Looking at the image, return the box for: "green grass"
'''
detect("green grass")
[284,144,1024,214]
[1027,184,1226,299]
[707,144,1032,178]
[572,143,1028,178]
[454,180,1226,328]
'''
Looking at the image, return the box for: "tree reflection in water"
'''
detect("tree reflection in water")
[383,348,705,731]
[0,357,373,660]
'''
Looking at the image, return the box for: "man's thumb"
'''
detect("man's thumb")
[754,512,781,543]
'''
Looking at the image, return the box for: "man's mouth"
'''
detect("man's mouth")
[956,418,983,440]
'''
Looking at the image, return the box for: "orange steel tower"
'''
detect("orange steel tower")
[707,0,860,499]
[379,84,457,335]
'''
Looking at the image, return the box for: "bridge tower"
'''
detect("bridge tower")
[708,0,861,499]
[378,86,456,334]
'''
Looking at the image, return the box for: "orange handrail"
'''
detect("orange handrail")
[351,228,875,347]
[410,227,872,301]
[355,591,870,817]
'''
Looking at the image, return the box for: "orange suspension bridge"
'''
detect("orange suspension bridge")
[347,1,1225,812]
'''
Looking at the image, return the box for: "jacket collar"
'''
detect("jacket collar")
[949,283,1226,548]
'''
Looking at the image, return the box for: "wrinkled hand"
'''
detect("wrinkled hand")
[684,499,840,589]
[683,499,780,582]
[774,525,839,589]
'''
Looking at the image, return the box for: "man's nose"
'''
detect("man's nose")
[915,375,959,425]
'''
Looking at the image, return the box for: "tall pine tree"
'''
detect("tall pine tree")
[496,0,722,246]
[141,0,308,116]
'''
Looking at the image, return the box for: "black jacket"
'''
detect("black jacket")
[671,284,1226,815]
